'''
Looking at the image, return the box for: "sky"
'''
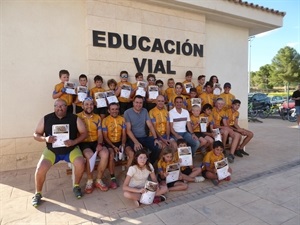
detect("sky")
[248,0,300,72]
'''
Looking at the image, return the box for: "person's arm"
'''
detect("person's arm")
[122,175,145,193]
[52,84,65,99]
[146,120,161,147]
[64,117,88,147]
[170,122,182,139]
[125,121,143,151]
[187,121,198,140]
[33,117,56,143]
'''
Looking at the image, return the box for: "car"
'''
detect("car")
[268,96,285,105]
[248,92,271,110]
[280,99,295,109]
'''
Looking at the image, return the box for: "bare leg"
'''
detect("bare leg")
[96,148,109,179]
[125,146,134,168]
[35,157,52,193]
[83,149,94,180]
[73,156,85,185]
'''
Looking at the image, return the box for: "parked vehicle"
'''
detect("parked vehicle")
[279,100,296,122]
[268,96,285,105]
[248,93,271,111]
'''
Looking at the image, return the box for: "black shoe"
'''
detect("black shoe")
[240,149,249,156]
[234,150,243,157]
[227,154,235,163]
[73,186,82,199]
[32,193,42,207]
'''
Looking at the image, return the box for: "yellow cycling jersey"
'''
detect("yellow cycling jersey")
[89,86,106,104]
[226,109,239,126]
[77,112,101,142]
[212,108,228,127]
[219,93,236,111]
[200,92,215,107]
[102,115,126,143]
[149,107,169,136]
[190,114,201,132]
[53,82,73,106]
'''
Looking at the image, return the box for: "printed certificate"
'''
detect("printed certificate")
[166,163,180,184]
[95,92,107,108]
[178,146,193,166]
[64,82,76,95]
[52,124,69,148]
[77,86,88,102]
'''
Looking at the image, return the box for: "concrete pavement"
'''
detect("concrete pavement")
[1,117,299,225]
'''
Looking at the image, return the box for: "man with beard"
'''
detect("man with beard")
[77,97,109,193]
[32,99,87,207]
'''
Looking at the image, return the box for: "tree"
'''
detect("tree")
[270,46,300,86]
[252,64,273,90]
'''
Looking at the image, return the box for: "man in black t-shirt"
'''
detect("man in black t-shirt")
[32,99,87,207]
[292,84,300,128]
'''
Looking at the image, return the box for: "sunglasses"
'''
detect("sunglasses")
[148,78,156,82]
[120,74,128,78]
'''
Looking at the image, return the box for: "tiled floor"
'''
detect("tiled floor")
[1,118,299,224]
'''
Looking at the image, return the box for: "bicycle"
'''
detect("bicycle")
[260,103,280,118]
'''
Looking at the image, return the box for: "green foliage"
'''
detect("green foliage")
[250,46,300,91]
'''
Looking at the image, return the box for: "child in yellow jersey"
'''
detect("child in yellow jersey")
[74,74,88,114]
[187,88,198,112]
[168,82,188,110]
[202,141,232,186]
[145,74,158,111]
[200,103,215,140]
[196,75,206,96]
[218,82,236,111]
[115,70,133,115]
[157,147,188,191]
[165,78,175,109]
[226,99,253,156]
[190,105,214,152]
[176,139,205,183]
[89,75,107,120]
[102,103,134,189]
[182,70,195,98]
[200,81,215,107]
[52,69,74,114]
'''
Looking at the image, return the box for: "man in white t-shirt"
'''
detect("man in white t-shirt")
[169,96,200,156]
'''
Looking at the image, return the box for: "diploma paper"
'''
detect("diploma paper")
[52,124,69,148]
[120,85,131,99]
[166,163,180,184]
[77,86,88,102]
[178,146,193,166]
[95,92,107,108]
[89,151,98,172]
[214,158,231,180]
[64,82,76,95]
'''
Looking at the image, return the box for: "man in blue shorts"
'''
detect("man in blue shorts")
[32,99,87,207]
[292,84,300,129]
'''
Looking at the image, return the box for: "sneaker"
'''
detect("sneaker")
[211,179,219,186]
[95,180,109,192]
[32,193,42,207]
[109,179,118,189]
[234,150,243,157]
[224,176,231,181]
[227,154,235,163]
[153,195,166,204]
[240,149,249,156]
[84,182,94,194]
[73,186,82,199]
[195,176,205,182]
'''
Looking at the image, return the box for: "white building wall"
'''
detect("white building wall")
[0,0,281,171]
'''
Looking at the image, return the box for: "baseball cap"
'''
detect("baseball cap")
[224,82,231,88]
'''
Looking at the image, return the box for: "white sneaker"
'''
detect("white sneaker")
[195,176,205,182]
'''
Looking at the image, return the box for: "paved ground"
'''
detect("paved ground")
[1,117,299,225]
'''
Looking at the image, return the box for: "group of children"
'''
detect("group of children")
[52,69,253,206]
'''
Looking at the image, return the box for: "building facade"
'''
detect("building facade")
[0,0,284,171]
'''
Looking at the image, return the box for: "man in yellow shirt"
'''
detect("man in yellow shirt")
[77,97,109,193]
[102,103,134,189]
